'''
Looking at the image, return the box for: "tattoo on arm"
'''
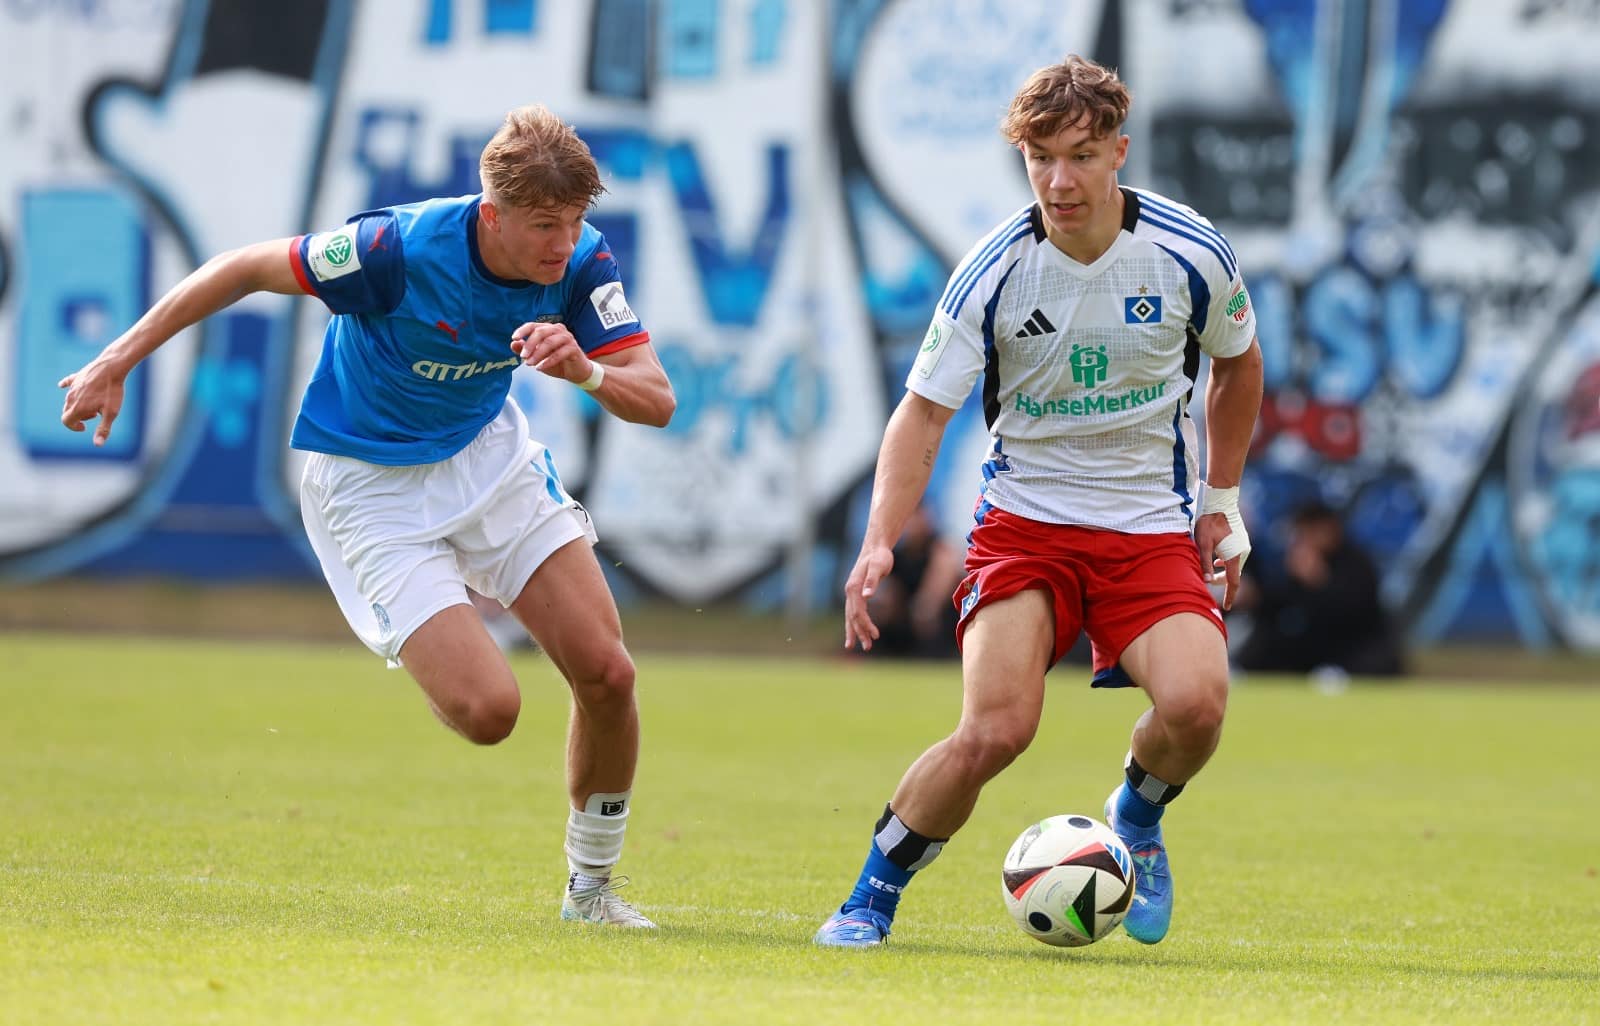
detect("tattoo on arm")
[922,446,935,468]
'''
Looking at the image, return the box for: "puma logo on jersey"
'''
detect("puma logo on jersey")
[1016,308,1057,338]
[435,320,463,342]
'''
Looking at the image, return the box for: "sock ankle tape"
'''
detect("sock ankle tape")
[873,804,948,872]
[1125,753,1185,805]
[565,799,629,873]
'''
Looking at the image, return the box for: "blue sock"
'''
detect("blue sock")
[842,843,914,918]
[1116,781,1165,829]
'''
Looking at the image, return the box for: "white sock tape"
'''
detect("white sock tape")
[565,804,628,875]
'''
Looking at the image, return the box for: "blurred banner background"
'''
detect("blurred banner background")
[2,0,1598,651]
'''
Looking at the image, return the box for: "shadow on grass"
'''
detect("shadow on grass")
[649,917,1599,985]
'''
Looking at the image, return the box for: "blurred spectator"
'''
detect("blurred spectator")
[865,505,964,659]
[1233,500,1405,677]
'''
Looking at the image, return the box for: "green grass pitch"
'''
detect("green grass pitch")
[2,633,1597,1025]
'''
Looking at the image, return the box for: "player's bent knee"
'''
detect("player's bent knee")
[950,717,1037,779]
[442,686,522,745]
[568,647,636,710]
[1156,678,1227,745]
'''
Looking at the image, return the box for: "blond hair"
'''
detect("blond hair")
[1001,55,1131,145]
[478,104,605,211]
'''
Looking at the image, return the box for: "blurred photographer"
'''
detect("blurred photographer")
[864,504,963,660]
[1234,500,1405,678]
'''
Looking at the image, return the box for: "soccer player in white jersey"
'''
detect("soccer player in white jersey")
[815,56,1263,947]
[59,106,675,928]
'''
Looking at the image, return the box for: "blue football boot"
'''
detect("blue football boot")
[1105,788,1173,944]
[813,906,892,948]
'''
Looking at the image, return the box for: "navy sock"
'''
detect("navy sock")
[1115,781,1165,829]
[840,805,948,919]
[1118,753,1185,828]
[843,843,913,917]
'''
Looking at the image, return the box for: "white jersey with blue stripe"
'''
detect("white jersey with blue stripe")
[908,187,1256,533]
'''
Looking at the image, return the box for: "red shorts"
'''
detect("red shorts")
[953,507,1225,686]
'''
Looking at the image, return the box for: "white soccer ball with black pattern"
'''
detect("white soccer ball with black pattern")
[1001,814,1136,947]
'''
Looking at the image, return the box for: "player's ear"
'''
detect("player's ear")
[480,199,501,232]
[1113,134,1129,170]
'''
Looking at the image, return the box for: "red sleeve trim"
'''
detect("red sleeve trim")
[288,236,320,297]
[588,331,650,358]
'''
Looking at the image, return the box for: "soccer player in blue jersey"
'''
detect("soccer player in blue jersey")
[59,105,674,928]
[814,56,1264,947]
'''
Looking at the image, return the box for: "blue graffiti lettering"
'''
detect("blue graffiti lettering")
[845,177,944,333]
[749,0,785,66]
[1533,471,1600,622]
[1249,273,1294,391]
[1384,275,1464,399]
[425,0,539,44]
[191,351,262,449]
[656,343,827,454]
[580,126,651,277]
[485,0,538,34]
[1304,267,1382,403]
[662,140,790,327]
[15,188,148,460]
[354,108,487,207]
[664,0,719,78]
[587,0,650,99]
[1275,263,1464,403]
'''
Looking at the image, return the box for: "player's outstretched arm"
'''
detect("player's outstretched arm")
[845,392,958,651]
[1197,337,1264,609]
[59,239,309,445]
[509,322,675,427]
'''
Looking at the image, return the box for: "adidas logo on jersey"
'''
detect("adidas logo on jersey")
[1016,309,1057,338]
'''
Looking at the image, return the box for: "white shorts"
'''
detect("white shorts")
[299,401,597,664]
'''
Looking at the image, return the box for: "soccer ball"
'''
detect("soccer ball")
[1001,814,1135,947]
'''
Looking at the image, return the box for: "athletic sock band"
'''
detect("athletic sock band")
[873,804,948,872]
[841,805,949,917]
[565,790,630,877]
[1125,752,1184,806]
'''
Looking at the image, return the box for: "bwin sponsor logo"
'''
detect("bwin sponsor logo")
[411,356,521,381]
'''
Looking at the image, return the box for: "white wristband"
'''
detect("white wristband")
[1199,484,1252,568]
[576,362,605,392]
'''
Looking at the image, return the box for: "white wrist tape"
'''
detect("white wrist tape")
[1200,484,1252,568]
[577,362,605,392]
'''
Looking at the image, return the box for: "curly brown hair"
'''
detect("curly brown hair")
[478,104,606,211]
[1001,55,1131,145]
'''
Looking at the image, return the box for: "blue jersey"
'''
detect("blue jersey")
[288,194,648,466]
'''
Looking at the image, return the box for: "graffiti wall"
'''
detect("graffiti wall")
[2,0,1597,648]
